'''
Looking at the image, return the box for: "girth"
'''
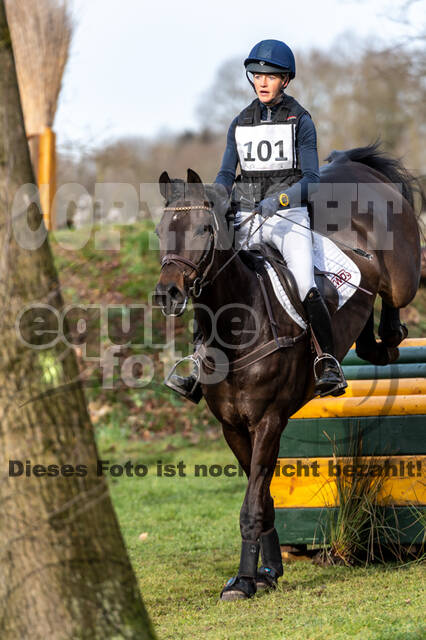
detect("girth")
[196,259,308,374]
[197,330,307,374]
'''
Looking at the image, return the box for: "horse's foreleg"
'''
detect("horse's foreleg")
[378,301,408,347]
[256,526,283,591]
[355,309,400,365]
[221,423,252,477]
[253,474,284,590]
[220,417,283,601]
[252,482,284,592]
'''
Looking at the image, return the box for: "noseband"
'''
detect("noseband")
[160,204,217,313]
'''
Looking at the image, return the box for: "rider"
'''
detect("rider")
[164,39,347,402]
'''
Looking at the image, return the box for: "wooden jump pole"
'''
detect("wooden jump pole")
[38,126,57,231]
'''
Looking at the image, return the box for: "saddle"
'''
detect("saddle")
[240,244,339,322]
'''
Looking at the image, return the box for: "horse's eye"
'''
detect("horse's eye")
[194,224,210,237]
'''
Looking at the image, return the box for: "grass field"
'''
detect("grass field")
[97,424,425,640]
[51,223,426,639]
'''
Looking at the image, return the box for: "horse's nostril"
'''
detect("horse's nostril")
[167,284,183,301]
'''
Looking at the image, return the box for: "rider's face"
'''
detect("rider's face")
[253,73,286,104]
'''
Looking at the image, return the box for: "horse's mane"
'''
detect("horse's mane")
[325,141,425,215]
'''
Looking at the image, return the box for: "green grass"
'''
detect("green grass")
[96,428,426,640]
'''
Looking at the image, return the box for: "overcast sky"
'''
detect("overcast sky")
[54,0,422,150]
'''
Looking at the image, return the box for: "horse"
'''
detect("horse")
[154,143,422,600]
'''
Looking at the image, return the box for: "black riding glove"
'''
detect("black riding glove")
[256,192,290,218]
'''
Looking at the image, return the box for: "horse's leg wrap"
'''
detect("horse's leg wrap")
[220,540,259,600]
[238,540,260,578]
[256,528,283,590]
[260,528,283,576]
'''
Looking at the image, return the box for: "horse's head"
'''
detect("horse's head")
[154,169,217,316]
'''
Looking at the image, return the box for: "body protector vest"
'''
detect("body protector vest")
[233,93,309,208]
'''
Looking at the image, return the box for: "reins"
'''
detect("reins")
[160,205,267,297]
[160,202,373,302]
[159,202,308,370]
[205,211,267,287]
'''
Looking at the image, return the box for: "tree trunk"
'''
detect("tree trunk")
[0,4,156,638]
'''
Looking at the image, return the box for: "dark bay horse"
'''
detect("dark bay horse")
[154,144,421,600]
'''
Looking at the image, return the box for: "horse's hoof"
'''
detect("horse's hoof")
[255,580,277,592]
[220,576,256,601]
[379,323,408,348]
[220,590,247,602]
[356,343,399,366]
[386,346,400,363]
[255,566,279,592]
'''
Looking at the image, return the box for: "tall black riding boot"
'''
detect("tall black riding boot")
[163,327,203,404]
[302,287,347,397]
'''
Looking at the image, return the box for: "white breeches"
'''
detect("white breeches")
[234,206,316,302]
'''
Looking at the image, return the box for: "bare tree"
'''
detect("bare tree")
[196,56,252,132]
[0,3,157,637]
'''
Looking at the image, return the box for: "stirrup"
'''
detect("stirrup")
[313,353,347,398]
[163,355,202,402]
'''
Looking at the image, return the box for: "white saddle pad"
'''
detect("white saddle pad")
[264,232,361,329]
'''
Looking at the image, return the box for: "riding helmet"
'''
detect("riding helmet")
[244,39,296,78]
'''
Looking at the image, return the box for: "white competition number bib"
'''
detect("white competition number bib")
[235,123,296,172]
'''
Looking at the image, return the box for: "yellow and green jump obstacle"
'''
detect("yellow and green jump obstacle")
[272,338,426,545]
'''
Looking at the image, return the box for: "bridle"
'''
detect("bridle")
[159,201,271,316]
[160,203,218,315]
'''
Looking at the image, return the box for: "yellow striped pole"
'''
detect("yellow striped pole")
[394,338,426,347]
[341,378,426,397]
[350,337,426,349]
[291,394,426,419]
[37,126,56,230]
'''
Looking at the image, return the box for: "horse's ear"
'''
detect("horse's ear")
[159,171,171,200]
[187,168,203,184]
[186,168,205,200]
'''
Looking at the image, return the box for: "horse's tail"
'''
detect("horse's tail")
[326,140,426,220]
